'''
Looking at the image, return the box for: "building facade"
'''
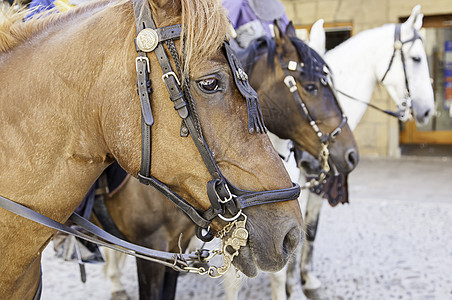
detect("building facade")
[281,0,452,156]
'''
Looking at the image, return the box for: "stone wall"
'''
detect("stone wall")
[281,0,452,156]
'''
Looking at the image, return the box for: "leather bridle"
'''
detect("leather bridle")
[279,54,348,184]
[336,24,423,121]
[380,23,422,121]
[132,0,300,242]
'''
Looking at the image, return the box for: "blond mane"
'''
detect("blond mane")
[0,0,230,78]
[0,0,112,52]
[180,0,230,77]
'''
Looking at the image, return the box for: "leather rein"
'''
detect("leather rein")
[0,0,301,279]
[335,24,423,121]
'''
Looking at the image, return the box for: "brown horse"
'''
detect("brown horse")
[99,24,359,299]
[0,0,304,298]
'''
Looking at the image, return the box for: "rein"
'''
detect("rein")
[335,23,422,121]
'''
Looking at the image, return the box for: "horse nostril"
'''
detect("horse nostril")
[345,148,359,171]
[282,226,301,255]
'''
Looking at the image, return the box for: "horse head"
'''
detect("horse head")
[377,5,434,126]
[101,0,302,276]
[239,22,358,175]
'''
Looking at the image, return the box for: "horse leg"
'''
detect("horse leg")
[135,229,171,300]
[285,243,307,300]
[269,265,288,300]
[136,258,169,299]
[102,247,130,300]
[223,267,242,300]
[161,268,179,300]
[300,191,323,295]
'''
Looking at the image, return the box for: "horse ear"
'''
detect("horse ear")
[403,5,421,29]
[285,21,297,38]
[414,13,424,31]
[273,20,285,46]
[308,19,326,55]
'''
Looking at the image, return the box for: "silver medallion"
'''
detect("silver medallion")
[136,28,159,52]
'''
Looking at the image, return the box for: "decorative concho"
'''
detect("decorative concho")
[136,28,159,52]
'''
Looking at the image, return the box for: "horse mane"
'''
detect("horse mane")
[180,0,230,78]
[288,36,330,80]
[0,0,111,52]
[238,34,330,81]
[0,0,230,79]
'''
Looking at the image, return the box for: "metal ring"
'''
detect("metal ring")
[218,209,242,222]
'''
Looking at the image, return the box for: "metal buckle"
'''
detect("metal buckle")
[136,57,150,73]
[162,71,181,86]
[284,75,298,93]
[215,184,235,204]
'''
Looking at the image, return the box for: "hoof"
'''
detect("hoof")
[111,290,130,300]
[303,287,327,300]
[302,272,324,299]
[302,271,321,291]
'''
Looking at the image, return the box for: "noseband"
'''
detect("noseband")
[133,0,299,242]
[380,24,423,120]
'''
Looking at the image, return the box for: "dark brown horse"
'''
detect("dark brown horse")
[0,0,304,298]
[98,23,359,299]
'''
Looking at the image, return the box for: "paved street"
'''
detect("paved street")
[41,156,452,299]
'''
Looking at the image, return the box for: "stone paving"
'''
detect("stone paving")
[40,156,452,300]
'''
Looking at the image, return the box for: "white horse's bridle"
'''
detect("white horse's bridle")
[380,23,423,121]
[333,23,423,121]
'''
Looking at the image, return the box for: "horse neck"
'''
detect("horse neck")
[0,3,127,216]
[325,25,394,130]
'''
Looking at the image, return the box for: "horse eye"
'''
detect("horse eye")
[198,78,219,93]
[304,84,318,94]
[412,56,421,63]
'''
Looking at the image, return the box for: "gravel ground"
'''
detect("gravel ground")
[40,156,452,300]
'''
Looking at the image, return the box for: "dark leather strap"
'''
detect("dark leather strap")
[381,24,422,88]
[336,89,403,118]
[234,183,301,209]
[137,174,211,229]
[280,63,347,144]
[0,193,193,271]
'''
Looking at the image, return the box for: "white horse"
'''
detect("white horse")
[101,5,435,300]
[268,5,434,300]
[222,5,434,300]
